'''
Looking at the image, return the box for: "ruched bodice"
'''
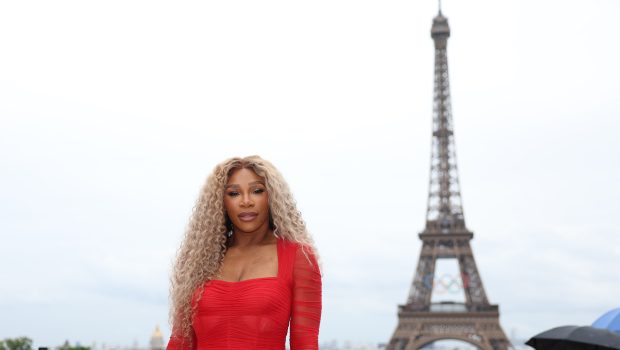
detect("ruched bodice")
[167,239,322,350]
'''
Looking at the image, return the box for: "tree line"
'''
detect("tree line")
[0,337,90,350]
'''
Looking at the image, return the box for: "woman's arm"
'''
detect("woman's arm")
[166,325,197,350]
[290,245,322,350]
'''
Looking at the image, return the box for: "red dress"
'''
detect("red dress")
[167,239,322,350]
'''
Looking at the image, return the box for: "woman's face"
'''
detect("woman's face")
[224,167,271,235]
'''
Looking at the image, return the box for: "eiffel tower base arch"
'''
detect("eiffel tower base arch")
[387,308,512,350]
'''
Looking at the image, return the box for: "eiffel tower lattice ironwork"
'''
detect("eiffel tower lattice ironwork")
[386,9,512,350]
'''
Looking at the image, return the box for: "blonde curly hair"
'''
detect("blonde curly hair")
[169,155,318,343]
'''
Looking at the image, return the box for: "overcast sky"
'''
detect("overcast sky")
[1,0,619,348]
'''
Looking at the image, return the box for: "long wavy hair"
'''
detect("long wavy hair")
[169,155,318,342]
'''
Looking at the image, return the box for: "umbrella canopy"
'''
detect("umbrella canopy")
[593,308,620,333]
[526,325,620,350]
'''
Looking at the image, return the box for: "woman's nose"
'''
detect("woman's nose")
[240,194,254,207]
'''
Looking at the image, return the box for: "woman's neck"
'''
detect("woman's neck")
[231,225,275,248]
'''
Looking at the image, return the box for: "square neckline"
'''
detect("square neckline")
[209,238,282,284]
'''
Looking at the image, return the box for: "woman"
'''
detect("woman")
[167,155,322,350]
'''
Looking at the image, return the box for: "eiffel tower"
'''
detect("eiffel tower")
[386,6,512,350]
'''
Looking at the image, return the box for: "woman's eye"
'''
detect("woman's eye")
[253,188,265,194]
[227,191,239,197]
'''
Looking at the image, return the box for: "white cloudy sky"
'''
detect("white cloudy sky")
[1,0,619,348]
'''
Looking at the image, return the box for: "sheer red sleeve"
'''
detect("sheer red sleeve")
[289,245,322,350]
[166,325,196,350]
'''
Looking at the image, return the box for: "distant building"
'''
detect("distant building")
[150,325,165,350]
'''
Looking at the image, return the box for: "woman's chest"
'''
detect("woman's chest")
[196,279,292,317]
[218,244,279,283]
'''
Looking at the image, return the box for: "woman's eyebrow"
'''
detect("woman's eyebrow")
[225,181,265,189]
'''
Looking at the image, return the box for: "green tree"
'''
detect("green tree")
[1,337,32,350]
[56,340,89,350]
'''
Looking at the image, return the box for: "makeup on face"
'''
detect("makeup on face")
[224,168,270,235]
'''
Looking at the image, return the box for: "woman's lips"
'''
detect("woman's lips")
[238,212,258,221]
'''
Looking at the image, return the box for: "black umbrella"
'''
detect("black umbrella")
[526,325,620,350]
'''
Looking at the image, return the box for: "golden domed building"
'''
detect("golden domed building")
[149,325,165,350]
